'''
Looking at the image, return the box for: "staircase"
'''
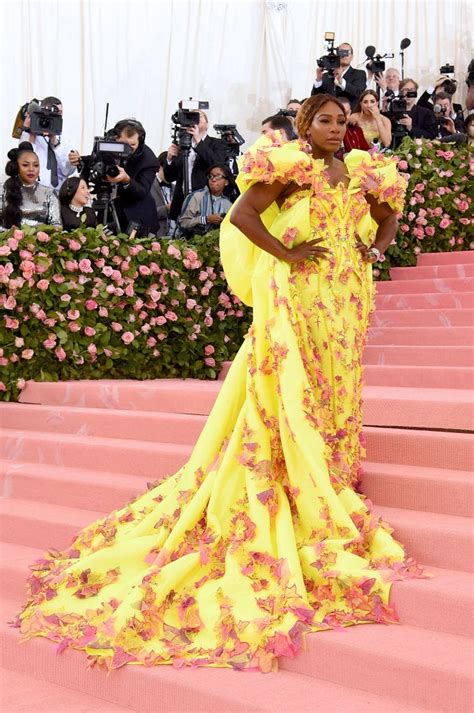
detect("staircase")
[1,251,473,713]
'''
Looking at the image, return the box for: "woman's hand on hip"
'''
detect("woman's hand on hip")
[285,238,331,264]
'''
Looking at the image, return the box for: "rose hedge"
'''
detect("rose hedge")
[372,137,473,280]
[0,226,252,401]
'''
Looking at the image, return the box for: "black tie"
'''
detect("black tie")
[47,141,59,188]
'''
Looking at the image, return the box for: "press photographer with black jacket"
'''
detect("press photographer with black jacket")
[105,119,159,236]
[70,119,159,236]
[164,111,228,220]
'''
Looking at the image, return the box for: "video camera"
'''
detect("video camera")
[276,108,297,118]
[438,65,457,95]
[27,99,63,136]
[171,99,209,149]
[316,32,349,74]
[88,133,133,185]
[365,45,395,76]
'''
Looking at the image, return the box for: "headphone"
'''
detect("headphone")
[114,118,146,145]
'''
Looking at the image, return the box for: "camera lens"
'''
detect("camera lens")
[106,165,120,178]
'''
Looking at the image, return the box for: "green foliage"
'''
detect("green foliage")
[0,226,252,401]
[372,138,473,280]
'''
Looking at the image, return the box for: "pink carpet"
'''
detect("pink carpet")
[1,250,473,712]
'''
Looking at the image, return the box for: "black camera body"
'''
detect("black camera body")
[171,99,209,149]
[316,33,349,75]
[213,124,245,152]
[28,100,63,136]
[434,105,449,126]
[440,64,455,75]
[88,136,132,184]
[276,108,297,118]
[367,58,385,74]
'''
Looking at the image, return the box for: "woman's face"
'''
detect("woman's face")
[308,102,346,153]
[72,179,91,206]
[361,93,378,114]
[208,168,228,196]
[18,152,39,184]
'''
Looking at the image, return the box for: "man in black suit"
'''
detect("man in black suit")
[397,79,437,140]
[164,111,228,220]
[311,42,366,108]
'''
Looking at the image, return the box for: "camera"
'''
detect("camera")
[276,108,297,118]
[27,100,63,136]
[438,65,457,95]
[171,99,209,149]
[88,134,132,184]
[316,32,349,74]
[386,90,417,146]
[365,46,395,77]
[213,124,245,178]
[433,104,449,126]
[440,64,455,75]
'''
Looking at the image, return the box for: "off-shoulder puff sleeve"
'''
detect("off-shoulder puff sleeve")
[345,149,408,214]
[237,133,314,193]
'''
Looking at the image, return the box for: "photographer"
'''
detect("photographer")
[367,67,401,111]
[177,164,236,238]
[103,119,159,236]
[20,96,75,192]
[261,115,294,142]
[311,42,366,108]
[393,78,437,140]
[433,92,465,137]
[418,74,463,115]
[164,110,228,220]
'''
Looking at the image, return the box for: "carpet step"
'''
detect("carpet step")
[362,461,473,517]
[3,542,471,640]
[375,276,474,294]
[1,668,135,713]
[0,460,150,512]
[375,291,474,310]
[364,364,474,389]
[363,386,474,430]
[370,307,474,327]
[0,598,430,713]
[280,620,474,713]
[1,496,472,574]
[367,325,473,346]
[0,403,206,445]
[0,429,192,478]
[417,251,474,266]
[390,264,474,280]
[364,427,473,471]
[376,505,474,572]
[363,344,474,367]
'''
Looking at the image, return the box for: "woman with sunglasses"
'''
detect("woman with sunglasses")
[177,163,237,236]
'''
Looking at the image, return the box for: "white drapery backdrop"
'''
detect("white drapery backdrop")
[1,0,472,161]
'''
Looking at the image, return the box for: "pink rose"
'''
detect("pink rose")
[87,344,97,355]
[167,245,182,260]
[13,229,24,240]
[99,306,108,317]
[36,279,50,291]
[15,337,25,347]
[204,357,216,367]
[204,316,213,327]
[0,382,5,392]
[397,160,408,170]
[111,322,123,332]
[121,331,134,344]
[84,326,96,336]
[65,260,78,271]
[79,258,93,273]
[43,336,57,349]
[68,322,80,332]
[68,239,82,251]
[147,337,157,347]
[0,245,11,256]
[17,378,26,390]
[102,265,114,277]
[125,284,134,297]
[439,218,450,229]
[85,299,98,310]
[165,311,178,321]
[139,265,151,276]
[425,226,435,236]
[53,274,65,284]
[4,295,16,309]
[156,315,167,325]
[60,294,72,303]
[7,237,19,250]
[37,231,50,243]
[67,309,80,320]
[186,299,197,309]
[22,348,34,360]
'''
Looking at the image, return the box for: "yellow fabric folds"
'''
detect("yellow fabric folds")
[16,140,415,673]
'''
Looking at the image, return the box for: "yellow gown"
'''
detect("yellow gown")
[15,136,413,673]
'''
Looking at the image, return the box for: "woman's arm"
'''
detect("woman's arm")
[356,194,398,260]
[375,115,392,148]
[230,181,331,264]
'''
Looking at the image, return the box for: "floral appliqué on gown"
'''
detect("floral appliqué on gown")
[13,135,419,673]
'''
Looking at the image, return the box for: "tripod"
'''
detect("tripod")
[92,184,122,234]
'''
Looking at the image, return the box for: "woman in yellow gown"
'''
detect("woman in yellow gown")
[14,95,414,673]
